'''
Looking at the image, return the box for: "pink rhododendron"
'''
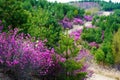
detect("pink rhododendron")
[73,18,84,25]
[84,15,93,21]
[0,26,61,77]
[89,42,99,48]
[70,29,82,41]
[0,20,90,80]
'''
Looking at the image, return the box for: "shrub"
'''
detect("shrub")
[70,29,82,41]
[89,42,99,48]
[0,23,89,80]
[0,27,57,79]
[95,49,105,63]
[84,15,92,21]
[100,42,114,64]
[81,28,102,43]
[60,20,73,29]
[73,18,84,25]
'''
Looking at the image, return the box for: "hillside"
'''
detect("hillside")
[69,2,100,10]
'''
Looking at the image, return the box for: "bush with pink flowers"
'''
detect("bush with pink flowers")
[89,42,99,48]
[60,17,73,29]
[0,27,58,79]
[70,29,82,41]
[0,22,90,80]
[84,15,93,21]
[73,18,84,25]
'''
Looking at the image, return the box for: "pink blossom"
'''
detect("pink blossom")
[70,29,82,41]
[89,42,99,48]
[73,18,84,25]
[84,15,93,21]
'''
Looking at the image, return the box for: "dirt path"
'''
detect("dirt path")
[68,25,83,34]
[68,21,92,34]
[87,61,120,80]
[87,73,116,80]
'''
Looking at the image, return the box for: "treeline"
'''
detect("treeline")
[70,0,120,11]
[99,1,120,11]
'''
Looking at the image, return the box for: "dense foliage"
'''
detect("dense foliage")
[94,11,120,64]
[0,0,91,79]
[0,23,90,80]
[4,0,120,79]
[0,0,84,47]
[81,28,102,43]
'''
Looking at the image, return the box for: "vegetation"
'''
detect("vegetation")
[99,1,120,11]
[0,0,120,79]
[0,0,90,80]
[112,28,120,65]
[82,10,120,65]
[81,28,102,43]
[0,0,84,47]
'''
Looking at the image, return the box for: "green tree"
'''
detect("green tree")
[81,28,102,43]
[55,32,87,80]
[112,28,120,64]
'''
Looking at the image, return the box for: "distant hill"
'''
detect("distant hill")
[69,1,120,11]
[69,2,100,10]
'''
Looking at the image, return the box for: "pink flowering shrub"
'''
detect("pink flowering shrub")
[0,26,62,79]
[60,20,73,29]
[76,49,89,61]
[84,15,93,21]
[0,20,91,80]
[73,18,84,25]
[70,29,82,41]
[59,17,73,29]
[60,17,84,29]
[89,42,99,48]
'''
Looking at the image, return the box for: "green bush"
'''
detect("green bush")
[95,49,105,63]
[101,42,114,64]
[0,0,84,48]
[81,28,102,43]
